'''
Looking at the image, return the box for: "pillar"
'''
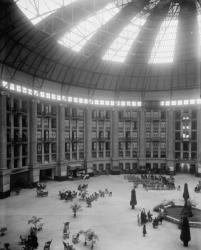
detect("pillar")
[167,109,175,172]
[29,99,39,184]
[111,109,119,169]
[85,107,92,170]
[139,108,146,167]
[55,105,67,180]
[196,108,201,176]
[0,94,10,198]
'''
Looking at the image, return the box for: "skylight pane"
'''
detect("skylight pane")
[196,3,201,57]
[149,3,180,64]
[58,3,120,52]
[16,0,78,25]
[102,0,160,62]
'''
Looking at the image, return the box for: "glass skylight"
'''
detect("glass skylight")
[149,3,180,64]
[196,3,201,57]
[16,0,78,25]
[58,3,120,52]
[102,0,159,62]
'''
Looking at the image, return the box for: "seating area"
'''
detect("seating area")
[0,174,201,250]
[124,174,175,190]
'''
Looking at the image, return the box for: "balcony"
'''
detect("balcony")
[12,107,27,114]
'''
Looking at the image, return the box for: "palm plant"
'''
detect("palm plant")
[79,229,99,249]
[28,216,43,230]
[70,202,82,218]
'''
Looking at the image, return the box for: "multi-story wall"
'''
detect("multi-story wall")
[1,91,201,198]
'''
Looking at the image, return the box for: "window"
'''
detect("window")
[175,142,180,151]
[102,1,159,62]
[22,116,28,127]
[183,142,189,151]
[44,105,49,114]
[175,131,180,140]
[133,121,137,130]
[72,142,77,152]
[175,121,180,130]
[72,131,77,140]
[92,142,97,151]
[59,3,120,52]
[125,131,131,138]
[146,151,151,158]
[65,142,70,152]
[14,114,20,127]
[191,121,197,130]
[191,110,197,119]
[160,151,166,158]
[44,118,49,128]
[153,151,158,158]
[175,152,180,159]
[52,143,57,153]
[119,142,123,150]
[161,111,166,120]
[16,0,79,25]
[65,131,70,140]
[191,131,197,140]
[51,118,56,128]
[175,111,181,119]
[44,143,49,154]
[65,107,70,117]
[191,142,197,151]
[65,119,70,127]
[149,3,180,63]
[51,105,57,115]
[125,142,131,150]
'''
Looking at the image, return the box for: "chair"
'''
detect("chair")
[0,227,7,236]
[44,240,52,250]
[37,223,43,231]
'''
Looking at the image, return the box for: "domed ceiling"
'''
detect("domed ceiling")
[0,0,201,92]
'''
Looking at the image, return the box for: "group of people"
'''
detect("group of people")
[137,206,166,237]
[21,229,39,250]
[85,189,112,207]
[137,209,153,226]
[59,190,77,201]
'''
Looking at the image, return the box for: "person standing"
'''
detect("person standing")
[143,224,147,237]
[180,216,191,247]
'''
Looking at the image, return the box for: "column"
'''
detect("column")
[167,109,175,172]
[196,108,201,176]
[111,109,119,169]
[55,105,67,180]
[29,99,39,184]
[139,108,146,167]
[0,94,10,198]
[85,107,92,170]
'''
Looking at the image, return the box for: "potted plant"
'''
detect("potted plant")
[70,202,82,218]
[79,229,99,249]
[28,216,43,232]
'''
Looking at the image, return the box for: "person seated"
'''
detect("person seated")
[147,211,153,222]
[152,217,159,228]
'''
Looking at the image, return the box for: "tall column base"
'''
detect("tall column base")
[54,163,68,181]
[110,159,121,174]
[29,167,40,185]
[196,162,201,177]
[139,158,146,168]
[0,170,10,199]
[167,160,175,174]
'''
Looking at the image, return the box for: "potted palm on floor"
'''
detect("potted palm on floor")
[70,202,82,218]
[79,229,99,249]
